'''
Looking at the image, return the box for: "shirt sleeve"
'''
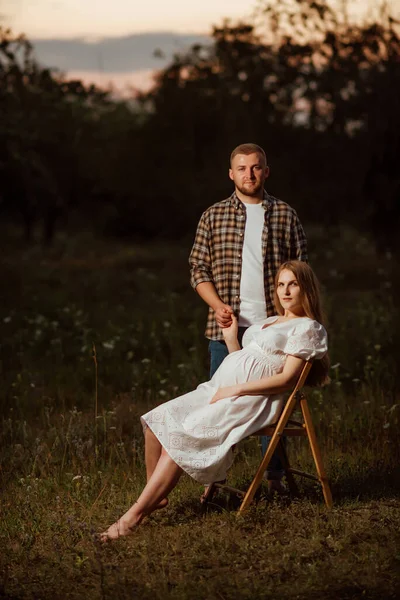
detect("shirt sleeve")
[289,210,308,262]
[284,321,328,361]
[189,210,213,289]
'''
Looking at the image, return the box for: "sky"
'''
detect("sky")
[2,0,400,93]
[3,0,255,38]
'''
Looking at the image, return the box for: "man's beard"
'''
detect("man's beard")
[236,181,263,197]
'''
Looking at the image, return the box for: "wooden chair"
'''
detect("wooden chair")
[202,361,333,513]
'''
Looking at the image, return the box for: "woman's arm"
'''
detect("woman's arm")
[210,355,305,404]
[221,315,240,353]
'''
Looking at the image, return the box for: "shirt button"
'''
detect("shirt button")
[239,233,243,237]
[237,253,241,257]
[235,295,240,300]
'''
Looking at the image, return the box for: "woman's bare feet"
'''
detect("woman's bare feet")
[100,498,169,542]
[154,497,168,510]
[100,517,137,541]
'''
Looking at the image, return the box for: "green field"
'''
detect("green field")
[0,228,399,600]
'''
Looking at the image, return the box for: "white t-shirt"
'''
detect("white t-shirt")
[238,202,268,327]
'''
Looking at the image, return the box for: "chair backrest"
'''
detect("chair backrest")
[292,361,313,394]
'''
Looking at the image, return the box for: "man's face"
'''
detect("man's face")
[229,152,269,197]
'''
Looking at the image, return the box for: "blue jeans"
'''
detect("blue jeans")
[209,331,284,481]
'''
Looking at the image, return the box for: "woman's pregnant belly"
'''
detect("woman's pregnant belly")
[213,346,284,388]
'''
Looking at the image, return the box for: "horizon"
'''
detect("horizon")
[2,0,399,93]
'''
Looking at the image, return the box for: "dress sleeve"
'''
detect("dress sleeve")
[284,320,328,361]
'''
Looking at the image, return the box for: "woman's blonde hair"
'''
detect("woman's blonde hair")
[273,261,330,386]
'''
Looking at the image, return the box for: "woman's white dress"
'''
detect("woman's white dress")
[141,316,327,484]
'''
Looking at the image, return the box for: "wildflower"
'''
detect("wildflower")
[159,390,167,397]
[3,316,11,323]
[102,341,115,350]
[142,358,151,364]
[163,321,171,328]
[72,475,82,482]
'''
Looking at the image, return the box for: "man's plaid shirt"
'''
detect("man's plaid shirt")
[189,191,308,340]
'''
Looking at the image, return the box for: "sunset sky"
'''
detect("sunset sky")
[2,0,399,92]
[4,0,254,38]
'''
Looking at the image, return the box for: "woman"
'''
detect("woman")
[101,261,329,540]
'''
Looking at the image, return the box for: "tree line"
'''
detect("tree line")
[0,0,399,251]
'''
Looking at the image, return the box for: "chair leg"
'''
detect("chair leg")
[200,482,217,505]
[239,393,299,513]
[276,440,300,497]
[299,397,333,509]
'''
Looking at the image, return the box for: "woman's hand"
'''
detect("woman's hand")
[221,314,238,343]
[210,385,241,404]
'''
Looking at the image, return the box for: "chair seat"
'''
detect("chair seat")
[254,426,307,437]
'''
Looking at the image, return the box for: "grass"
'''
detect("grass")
[0,227,399,599]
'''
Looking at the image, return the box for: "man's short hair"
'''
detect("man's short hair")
[230,143,267,167]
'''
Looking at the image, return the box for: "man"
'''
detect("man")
[189,143,308,489]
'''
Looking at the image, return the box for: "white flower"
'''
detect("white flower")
[102,341,115,350]
[72,475,82,482]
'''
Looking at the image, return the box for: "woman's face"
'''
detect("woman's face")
[276,269,304,315]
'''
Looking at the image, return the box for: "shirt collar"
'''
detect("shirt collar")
[230,190,272,210]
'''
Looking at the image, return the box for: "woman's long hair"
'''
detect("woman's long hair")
[273,261,330,386]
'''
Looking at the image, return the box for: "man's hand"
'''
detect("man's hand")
[215,304,234,328]
[210,385,241,404]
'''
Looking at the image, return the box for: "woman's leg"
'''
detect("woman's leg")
[101,449,183,540]
[144,427,169,509]
[145,427,162,480]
